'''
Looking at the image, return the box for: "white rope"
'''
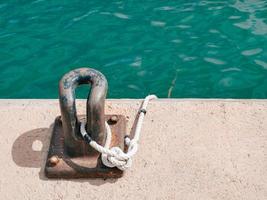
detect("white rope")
[80,94,157,170]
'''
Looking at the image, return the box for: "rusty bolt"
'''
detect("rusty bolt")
[49,156,59,166]
[110,115,118,123]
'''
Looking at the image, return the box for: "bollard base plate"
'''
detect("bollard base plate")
[45,115,126,179]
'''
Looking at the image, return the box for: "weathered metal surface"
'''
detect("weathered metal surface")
[45,115,126,178]
[59,68,108,156]
[45,68,126,178]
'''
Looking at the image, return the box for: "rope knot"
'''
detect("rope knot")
[80,94,157,171]
[101,147,132,170]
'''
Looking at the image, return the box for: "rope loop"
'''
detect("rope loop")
[80,94,157,170]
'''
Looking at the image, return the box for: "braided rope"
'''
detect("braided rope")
[80,95,157,170]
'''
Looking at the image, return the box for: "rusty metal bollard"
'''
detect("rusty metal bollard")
[45,68,126,179]
[59,68,107,156]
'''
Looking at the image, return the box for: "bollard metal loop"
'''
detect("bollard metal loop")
[59,68,108,155]
[45,67,126,178]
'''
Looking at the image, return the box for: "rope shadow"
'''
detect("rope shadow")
[128,100,144,139]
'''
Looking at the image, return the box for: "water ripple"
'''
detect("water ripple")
[113,12,130,19]
[151,21,166,27]
[155,6,176,11]
[241,48,262,56]
[255,60,267,69]
[1,0,267,98]
[232,0,267,35]
[204,57,226,65]
[73,10,97,22]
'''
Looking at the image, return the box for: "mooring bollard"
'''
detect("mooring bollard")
[45,68,126,179]
[59,68,107,156]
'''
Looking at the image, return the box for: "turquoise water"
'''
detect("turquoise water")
[1,1,267,98]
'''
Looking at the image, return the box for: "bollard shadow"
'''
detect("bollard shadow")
[11,124,118,185]
[11,126,52,179]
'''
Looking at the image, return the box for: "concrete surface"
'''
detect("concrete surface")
[0,99,266,200]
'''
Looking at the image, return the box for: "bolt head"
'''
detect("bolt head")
[110,115,118,123]
[49,156,59,166]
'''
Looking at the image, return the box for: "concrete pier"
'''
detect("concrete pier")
[0,99,266,200]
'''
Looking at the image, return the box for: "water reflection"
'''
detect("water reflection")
[113,12,130,19]
[232,0,267,35]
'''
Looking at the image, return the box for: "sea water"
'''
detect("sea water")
[1,0,267,98]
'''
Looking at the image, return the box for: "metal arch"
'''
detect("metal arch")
[59,68,108,155]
